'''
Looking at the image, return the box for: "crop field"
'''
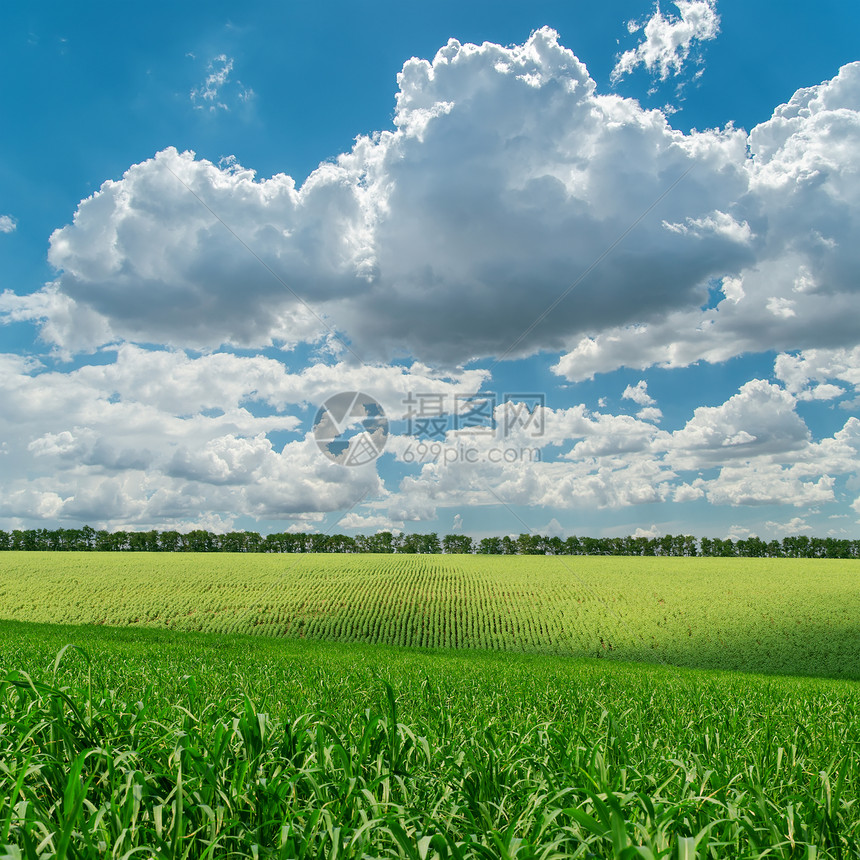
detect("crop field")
[0,552,858,678]
[2,554,860,857]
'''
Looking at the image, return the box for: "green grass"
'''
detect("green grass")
[1,553,858,678]
[1,619,859,858]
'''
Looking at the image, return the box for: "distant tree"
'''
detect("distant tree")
[516,533,540,555]
[581,536,604,556]
[680,535,698,557]
[563,536,582,555]
[262,532,302,553]
[823,538,851,559]
[364,531,396,553]
[219,532,248,553]
[712,538,736,558]
[442,534,474,554]
[546,536,565,555]
[80,525,96,550]
[401,532,441,553]
[782,535,812,558]
[126,530,159,552]
[605,537,624,556]
[158,531,180,552]
[327,534,357,553]
[4,523,859,558]
[109,531,130,551]
[184,530,215,552]
[421,532,442,554]
[308,533,334,553]
[736,536,766,558]
[477,536,502,554]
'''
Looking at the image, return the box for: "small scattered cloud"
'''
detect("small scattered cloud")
[673,483,703,502]
[191,54,233,110]
[337,512,402,532]
[622,380,655,406]
[0,345,489,529]
[538,518,566,537]
[668,380,809,469]
[612,0,720,83]
[286,520,323,534]
[190,54,253,112]
[632,525,662,538]
[721,276,744,304]
[767,296,796,319]
[0,215,17,234]
[764,516,813,535]
[0,342,857,529]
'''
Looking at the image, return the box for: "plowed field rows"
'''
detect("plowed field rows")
[1,552,857,677]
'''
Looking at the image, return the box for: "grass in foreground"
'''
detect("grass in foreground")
[1,620,858,858]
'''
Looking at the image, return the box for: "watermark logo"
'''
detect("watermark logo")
[313,392,388,466]
[401,391,545,465]
[313,390,546,466]
[501,394,545,437]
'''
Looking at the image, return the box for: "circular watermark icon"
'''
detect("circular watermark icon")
[313,391,388,466]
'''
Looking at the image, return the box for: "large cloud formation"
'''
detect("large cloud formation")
[7,29,858,373]
[380,373,858,526]
[0,346,487,529]
[1,341,856,530]
[0,28,772,366]
[374,400,849,536]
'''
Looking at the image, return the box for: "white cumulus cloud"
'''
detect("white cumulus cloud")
[612,0,720,82]
[2,31,858,387]
[0,345,487,529]
[667,380,809,469]
[11,28,755,365]
[774,347,860,402]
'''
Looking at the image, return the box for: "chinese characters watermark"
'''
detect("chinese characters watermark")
[314,390,546,467]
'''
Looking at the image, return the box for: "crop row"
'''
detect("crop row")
[0,553,858,678]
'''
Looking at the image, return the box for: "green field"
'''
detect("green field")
[1,552,858,677]
[1,554,860,857]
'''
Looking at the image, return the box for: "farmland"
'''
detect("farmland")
[2,553,860,857]
[0,552,858,678]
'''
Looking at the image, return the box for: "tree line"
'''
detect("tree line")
[0,527,857,558]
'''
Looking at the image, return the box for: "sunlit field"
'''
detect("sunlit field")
[1,554,859,857]
[1,552,858,677]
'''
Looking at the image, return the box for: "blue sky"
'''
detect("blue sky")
[1,0,859,540]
